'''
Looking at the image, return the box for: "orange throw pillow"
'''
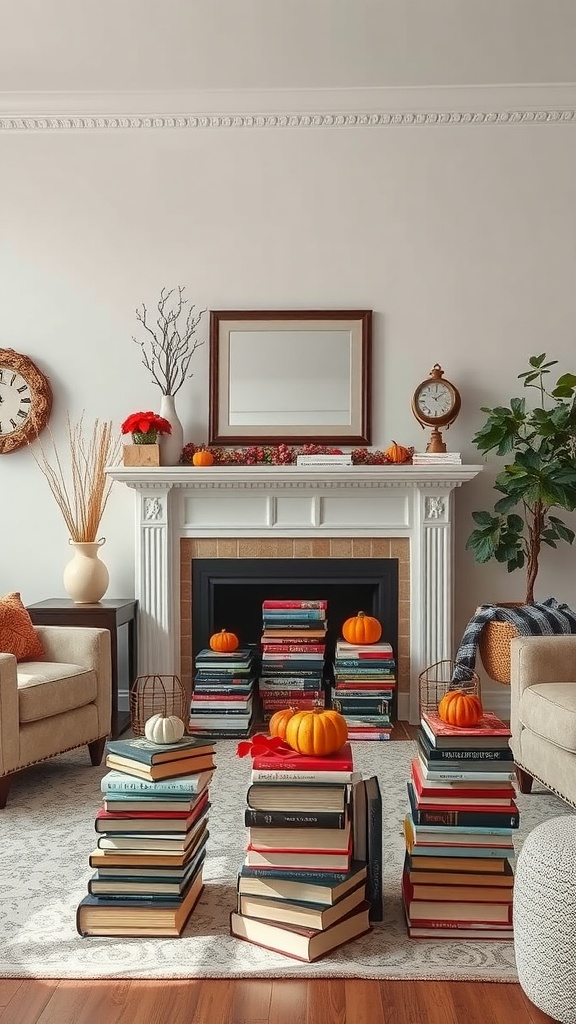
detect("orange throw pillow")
[0,592,45,662]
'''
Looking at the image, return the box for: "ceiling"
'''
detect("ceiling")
[0,0,575,94]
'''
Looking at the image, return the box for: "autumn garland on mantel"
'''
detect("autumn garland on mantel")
[181,442,415,466]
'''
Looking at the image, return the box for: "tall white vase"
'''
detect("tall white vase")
[63,539,109,604]
[159,394,184,466]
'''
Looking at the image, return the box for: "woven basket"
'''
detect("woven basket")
[478,604,523,685]
[419,660,481,718]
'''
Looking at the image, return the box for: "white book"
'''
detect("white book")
[296,454,353,465]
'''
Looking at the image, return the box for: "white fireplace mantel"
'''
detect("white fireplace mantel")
[107,464,482,723]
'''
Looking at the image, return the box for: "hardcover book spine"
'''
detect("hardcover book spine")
[101,776,208,795]
[244,809,346,829]
[420,743,513,762]
[251,768,357,784]
[365,776,383,922]
[262,600,328,609]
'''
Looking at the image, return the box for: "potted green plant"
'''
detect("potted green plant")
[465,353,576,680]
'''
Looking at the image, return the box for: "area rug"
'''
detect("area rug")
[0,738,571,981]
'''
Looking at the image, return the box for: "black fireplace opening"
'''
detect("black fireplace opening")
[191,557,399,682]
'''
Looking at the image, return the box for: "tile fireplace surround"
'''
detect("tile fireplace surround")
[107,464,482,723]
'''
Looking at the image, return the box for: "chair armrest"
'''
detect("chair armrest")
[510,635,576,749]
[0,653,20,775]
[35,626,112,738]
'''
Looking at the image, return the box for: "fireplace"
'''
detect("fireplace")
[107,463,482,722]
[190,556,399,718]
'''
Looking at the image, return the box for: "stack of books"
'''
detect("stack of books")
[76,734,216,937]
[189,646,260,739]
[230,742,376,961]
[259,599,327,721]
[402,708,518,940]
[411,452,462,465]
[331,638,396,740]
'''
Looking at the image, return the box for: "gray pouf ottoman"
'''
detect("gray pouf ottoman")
[514,815,576,1024]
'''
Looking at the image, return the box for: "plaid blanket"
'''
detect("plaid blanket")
[453,597,576,681]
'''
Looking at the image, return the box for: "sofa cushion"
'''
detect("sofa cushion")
[0,592,44,662]
[17,662,97,723]
[520,682,576,753]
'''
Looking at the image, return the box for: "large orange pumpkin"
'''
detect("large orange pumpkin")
[268,707,297,741]
[385,440,412,464]
[209,628,239,653]
[342,611,382,645]
[284,709,348,757]
[437,689,483,728]
[192,449,214,466]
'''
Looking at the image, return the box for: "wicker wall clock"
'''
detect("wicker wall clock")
[0,348,53,454]
[411,363,461,453]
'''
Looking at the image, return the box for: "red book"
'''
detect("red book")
[411,758,515,801]
[262,600,327,609]
[262,644,326,654]
[252,742,353,773]
[95,791,210,833]
[356,651,394,660]
[263,700,326,710]
[421,711,511,749]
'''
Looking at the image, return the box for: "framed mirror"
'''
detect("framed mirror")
[208,309,372,445]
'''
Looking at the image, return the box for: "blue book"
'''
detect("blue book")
[106,735,214,766]
[100,768,214,795]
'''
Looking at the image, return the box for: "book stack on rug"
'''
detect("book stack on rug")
[259,599,328,721]
[402,709,518,940]
[331,638,396,740]
[230,742,377,961]
[76,735,216,937]
[189,646,260,739]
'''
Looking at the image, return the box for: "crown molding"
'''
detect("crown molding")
[1,84,575,132]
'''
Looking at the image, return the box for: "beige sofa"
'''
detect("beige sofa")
[0,625,112,808]
[510,634,576,808]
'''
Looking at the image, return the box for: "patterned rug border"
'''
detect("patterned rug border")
[0,739,571,981]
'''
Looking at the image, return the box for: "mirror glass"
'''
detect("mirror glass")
[209,311,371,445]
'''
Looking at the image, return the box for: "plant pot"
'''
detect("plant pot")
[123,444,160,467]
[478,602,524,684]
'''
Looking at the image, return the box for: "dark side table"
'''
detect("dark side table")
[27,598,138,739]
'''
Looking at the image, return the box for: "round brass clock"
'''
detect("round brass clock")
[411,363,461,453]
[0,349,53,454]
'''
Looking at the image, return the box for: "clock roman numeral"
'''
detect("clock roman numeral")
[10,418,17,429]
[20,396,31,403]
[17,409,27,419]
[16,385,28,394]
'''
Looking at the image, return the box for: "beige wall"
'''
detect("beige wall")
[1,82,576,713]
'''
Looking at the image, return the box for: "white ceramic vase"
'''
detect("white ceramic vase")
[159,394,184,466]
[63,539,109,604]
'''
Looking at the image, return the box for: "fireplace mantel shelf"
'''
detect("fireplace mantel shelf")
[107,464,483,488]
[107,462,482,723]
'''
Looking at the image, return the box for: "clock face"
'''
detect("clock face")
[416,380,454,419]
[0,366,33,436]
[0,349,52,454]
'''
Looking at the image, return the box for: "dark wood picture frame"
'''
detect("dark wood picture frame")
[208,309,372,446]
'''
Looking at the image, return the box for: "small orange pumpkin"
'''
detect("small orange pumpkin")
[385,440,412,464]
[342,610,382,645]
[437,689,484,728]
[209,628,239,653]
[284,709,348,757]
[268,707,297,741]
[192,449,214,467]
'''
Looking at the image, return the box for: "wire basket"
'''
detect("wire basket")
[130,674,188,736]
[419,660,481,717]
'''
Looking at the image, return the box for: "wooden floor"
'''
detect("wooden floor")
[0,724,559,1024]
[0,979,558,1024]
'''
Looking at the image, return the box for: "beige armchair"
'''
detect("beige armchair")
[510,634,576,808]
[0,625,112,808]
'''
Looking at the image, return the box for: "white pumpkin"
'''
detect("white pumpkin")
[144,714,185,744]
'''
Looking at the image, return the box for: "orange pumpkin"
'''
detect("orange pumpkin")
[385,440,412,464]
[209,628,239,653]
[268,707,297,741]
[342,611,382,645]
[437,689,484,728]
[192,449,214,467]
[284,709,348,757]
